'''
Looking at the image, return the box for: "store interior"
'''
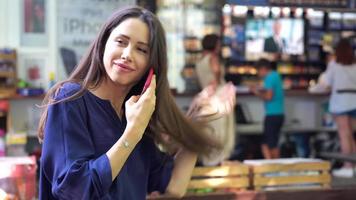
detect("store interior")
[0,0,356,199]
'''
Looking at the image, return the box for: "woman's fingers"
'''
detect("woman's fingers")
[126,95,140,105]
[140,75,156,100]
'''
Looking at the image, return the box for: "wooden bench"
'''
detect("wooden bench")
[245,158,331,191]
[187,163,250,193]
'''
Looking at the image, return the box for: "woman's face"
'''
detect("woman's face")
[103,17,150,88]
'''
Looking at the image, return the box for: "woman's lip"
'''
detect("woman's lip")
[114,62,135,72]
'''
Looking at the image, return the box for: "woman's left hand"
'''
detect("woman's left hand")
[124,75,156,140]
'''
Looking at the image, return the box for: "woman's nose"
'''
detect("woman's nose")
[121,46,133,62]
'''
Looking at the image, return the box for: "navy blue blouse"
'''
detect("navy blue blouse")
[39,83,173,200]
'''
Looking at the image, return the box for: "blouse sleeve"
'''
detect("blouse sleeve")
[41,96,112,199]
[323,61,335,86]
[147,142,174,194]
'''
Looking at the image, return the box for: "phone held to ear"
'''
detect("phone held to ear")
[141,67,154,95]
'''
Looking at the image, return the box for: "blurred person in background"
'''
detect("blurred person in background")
[195,34,236,166]
[322,38,356,178]
[250,59,285,159]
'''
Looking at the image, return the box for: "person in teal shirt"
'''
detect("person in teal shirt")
[251,59,284,159]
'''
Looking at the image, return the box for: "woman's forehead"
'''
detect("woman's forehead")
[110,18,149,45]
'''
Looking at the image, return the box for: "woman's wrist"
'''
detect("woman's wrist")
[175,147,198,160]
[122,124,144,145]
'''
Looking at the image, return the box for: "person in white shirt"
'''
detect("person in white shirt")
[323,38,356,178]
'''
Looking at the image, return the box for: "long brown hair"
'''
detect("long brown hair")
[335,38,355,65]
[38,6,221,155]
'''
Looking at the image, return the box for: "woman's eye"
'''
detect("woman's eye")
[116,39,127,46]
[138,48,148,54]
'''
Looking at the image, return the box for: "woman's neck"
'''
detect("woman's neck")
[90,78,130,116]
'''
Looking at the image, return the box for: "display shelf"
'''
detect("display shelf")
[156,0,223,93]
[226,61,323,90]
[9,94,45,100]
[268,0,350,8]
[222,5,355,90]
[0,71,16,77]
[222,6,322,90]
[0,49,17,99]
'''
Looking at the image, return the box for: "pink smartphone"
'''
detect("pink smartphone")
[141,67,154,95]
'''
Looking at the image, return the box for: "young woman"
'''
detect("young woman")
[195,34,236,166]
[38,6,220,199]
[323,38,356,178]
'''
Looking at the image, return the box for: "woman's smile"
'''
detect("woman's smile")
[113,62,135,73]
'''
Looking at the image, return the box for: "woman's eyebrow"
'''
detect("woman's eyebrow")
[116,34,148,46]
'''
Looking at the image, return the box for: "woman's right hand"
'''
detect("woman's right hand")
[125,75,156,140]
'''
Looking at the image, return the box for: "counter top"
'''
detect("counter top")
[174,89,329,97]
[236,123,337,135]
